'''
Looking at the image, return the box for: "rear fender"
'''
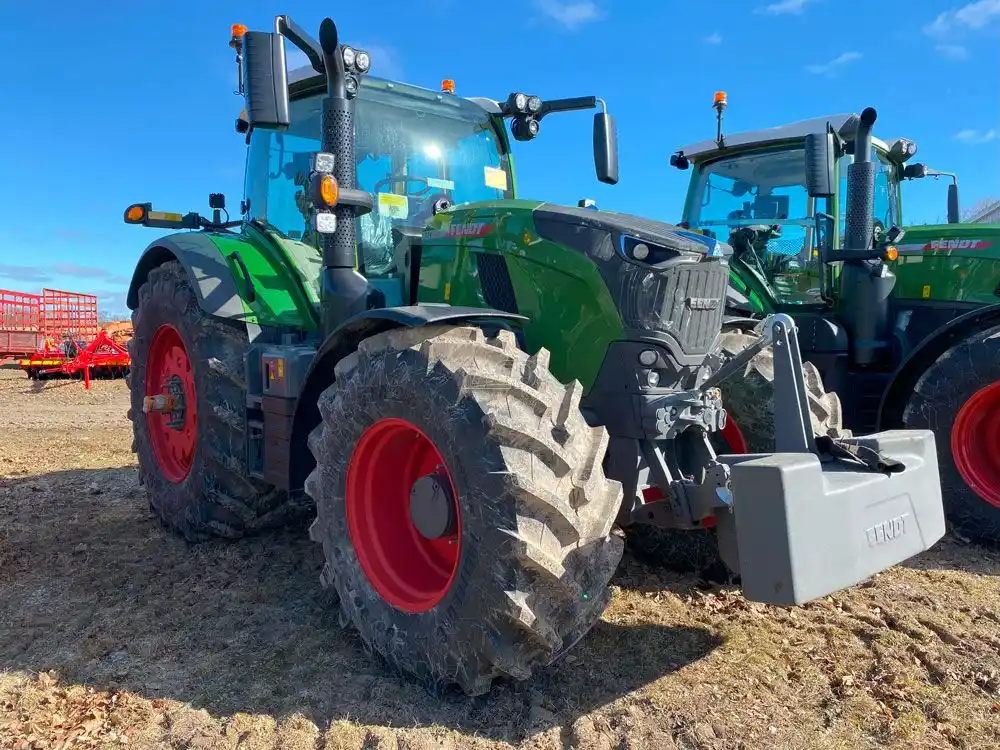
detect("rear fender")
[126,234,259,337]
[878,301,1000,429]
[287,305,527,490]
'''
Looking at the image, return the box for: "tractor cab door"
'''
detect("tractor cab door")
[686,147,833,311]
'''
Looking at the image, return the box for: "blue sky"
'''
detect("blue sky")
[0,0,997,317]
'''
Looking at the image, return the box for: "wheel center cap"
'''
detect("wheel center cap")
[409,472,457,540]
[143,374,188,430]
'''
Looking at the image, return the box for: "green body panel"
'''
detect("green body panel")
[416,199,625,391]
[893,222,1000,304]
[203,225,322,331]
[727,266,772,315]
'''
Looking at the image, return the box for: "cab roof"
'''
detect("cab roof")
[287,64,503,114]
[674,113,881,163]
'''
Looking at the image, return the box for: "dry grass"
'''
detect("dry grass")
[1,367,999,750]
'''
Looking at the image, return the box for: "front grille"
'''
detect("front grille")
[475,252,519,314]
[615,259,728,358]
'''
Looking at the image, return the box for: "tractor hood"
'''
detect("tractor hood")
[531,203,730,260]
[891,222,1000,304]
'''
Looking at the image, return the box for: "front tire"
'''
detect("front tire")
[305,325,624,695]
[903,323,1000,545]
[128,261,296,542]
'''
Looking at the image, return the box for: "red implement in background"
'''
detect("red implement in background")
[41,288,99,339]
[0,289,45,358]
[1,287,100,359]
[39,331,131,389]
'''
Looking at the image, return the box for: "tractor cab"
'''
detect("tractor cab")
[670,97,981,316]
[241,72,519,308]
[238,51,618,321]
[671,109,904,313]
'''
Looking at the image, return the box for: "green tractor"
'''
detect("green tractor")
[669,94,1000,545]
[122,15,946,695]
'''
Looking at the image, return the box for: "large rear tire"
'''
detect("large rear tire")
[305,325,624,695]
[623,327,848,574]
[127,261,298,542]
[902,323,1000,545]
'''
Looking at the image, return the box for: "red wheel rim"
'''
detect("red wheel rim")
[719,417,749,454]
[951,381,1000,509]
[145,324,197,483]
[345,418,461,613]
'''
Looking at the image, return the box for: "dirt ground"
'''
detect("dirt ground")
[1,367,999,750]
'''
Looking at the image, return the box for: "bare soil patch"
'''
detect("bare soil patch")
[1,367,999,749]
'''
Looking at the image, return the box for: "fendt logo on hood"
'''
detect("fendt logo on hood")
[927,238,992,250]
[897,238,993,254]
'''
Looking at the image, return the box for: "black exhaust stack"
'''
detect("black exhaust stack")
[838,107,896,368]
[241,16,379,337]
[307,18,381,335]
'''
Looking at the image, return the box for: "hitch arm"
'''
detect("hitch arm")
[702,313,816,454]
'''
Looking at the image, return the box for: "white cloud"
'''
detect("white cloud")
[954,128,998,144]
[935,43,970,59]
[534,0,603,29]
[704,31,723,44]
[805,51,862,76]
[924,0,1000,35]
[756,0,813,15]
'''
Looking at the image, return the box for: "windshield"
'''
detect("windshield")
[243,79,512,277]
[684,146,830,305]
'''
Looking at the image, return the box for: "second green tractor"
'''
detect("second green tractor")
[122,15,946,695]
[669,95,1000,545]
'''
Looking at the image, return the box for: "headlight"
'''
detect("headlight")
[632,243,650,261]
[515,93,527,111]
[342,46,356,68]
[355,50,370,72]
[527,96,542,113]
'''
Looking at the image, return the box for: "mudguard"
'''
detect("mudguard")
[878,301,1000,429]
[308,304,528,375]
[284,304,529,491]
[125,233,265,345]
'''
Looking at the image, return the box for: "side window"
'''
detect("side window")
[245,130,320,242]
[837,150,898,239]
[837,154,851,240]
[873,155,898,229]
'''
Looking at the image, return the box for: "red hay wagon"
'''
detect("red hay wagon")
[0,290,45,362]
[1,287,130,384]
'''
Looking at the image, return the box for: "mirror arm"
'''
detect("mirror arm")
[536,96,599,121]
[274,15,325,74]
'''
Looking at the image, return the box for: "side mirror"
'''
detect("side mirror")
[804,132,835,197]
[903,163,928,179]
[593,112,619,185]
[948,183,960,224]
[242,31,291,130]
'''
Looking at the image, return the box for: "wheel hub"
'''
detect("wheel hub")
[143,374,187,429]
[409,472,458,540]
[144,324,197,484]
